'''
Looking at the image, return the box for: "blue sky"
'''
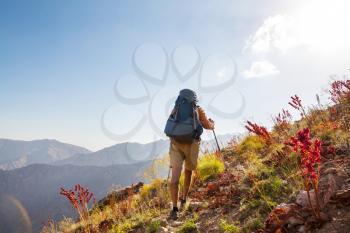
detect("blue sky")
[1,0,350,150]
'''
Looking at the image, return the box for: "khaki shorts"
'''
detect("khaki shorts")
[169,139,200,171]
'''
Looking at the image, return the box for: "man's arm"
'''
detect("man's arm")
[197,106,215,130]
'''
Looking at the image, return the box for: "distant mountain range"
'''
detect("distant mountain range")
[0,135,233,170]
[0,139,91,170]
[0,135,233,232]
[55,139,169,167]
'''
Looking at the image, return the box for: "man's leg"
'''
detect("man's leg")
[169,165,182,209]
[181,140,199,202]
[182,168,192,200]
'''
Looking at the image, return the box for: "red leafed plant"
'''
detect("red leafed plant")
[328,79,350,134]
[289,95,306,118]
[274,109,292,134]
[287,128,322,219]
[275,109,292,125]
[245,121,271,143]
[60,184,96,220]
[329,79,350,104]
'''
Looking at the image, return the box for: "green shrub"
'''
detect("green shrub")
[197,154,225,181]
[139,179,164,200]
[146,220,161,233]
[246,162,275,180]
[236,136,265,153]
[114,220,134,233]
[239,198,273,220]
[242,216,264,233]
[219,220,240,233]
[255,176,283,200]
[177,218,197,233]
[138,178,169,208]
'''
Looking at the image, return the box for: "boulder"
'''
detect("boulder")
[264,203,304,233]
[98,182,143,207]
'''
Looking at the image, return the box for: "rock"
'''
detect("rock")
[331,188,350,204]
[320,175,337,207]
[288,216,305,225]
[207,182,219,193]
[188,201,203,211]
[98,182,143,207]
[319,212,329,221]
[219,186,231,192]
[297,225,305,232]
[296,190,318,208]
[264,203,304,233]
[323,167,337,175]
[170,221,183,227]
[159,227,169,232]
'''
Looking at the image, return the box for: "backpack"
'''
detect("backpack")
[164,89,203,143]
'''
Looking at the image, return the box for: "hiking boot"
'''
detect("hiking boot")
[167,207,179,220]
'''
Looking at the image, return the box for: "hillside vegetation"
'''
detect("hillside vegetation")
[43,79,350,233]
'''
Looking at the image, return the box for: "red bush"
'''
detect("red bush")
[287,128,322,219]
[289,128,321,181]
[245,121,271,142]
[60,184,96,220]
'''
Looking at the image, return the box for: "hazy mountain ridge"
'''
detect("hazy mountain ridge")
[54,135,233,167]
[55,139,170,166]
[0,135,233,170]
[0,139,91,170]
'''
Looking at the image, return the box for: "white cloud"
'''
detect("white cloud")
[244,14,300,54]
[242,60,280,79]
[244,0,350,54]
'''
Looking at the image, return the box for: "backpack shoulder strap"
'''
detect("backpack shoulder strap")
[192,105,201,129]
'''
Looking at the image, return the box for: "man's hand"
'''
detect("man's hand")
[208,118,215,129]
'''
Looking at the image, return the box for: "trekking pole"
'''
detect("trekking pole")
[212,129,221,152]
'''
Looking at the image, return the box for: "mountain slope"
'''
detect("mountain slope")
[0,139,91,170]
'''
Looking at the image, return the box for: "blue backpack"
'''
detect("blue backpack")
[164,89,203,143]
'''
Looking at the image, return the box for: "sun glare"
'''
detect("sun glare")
[295,0,350,51]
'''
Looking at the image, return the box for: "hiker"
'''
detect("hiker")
[164,89,215,220]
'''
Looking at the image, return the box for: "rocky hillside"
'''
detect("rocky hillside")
[42,79,350,233]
